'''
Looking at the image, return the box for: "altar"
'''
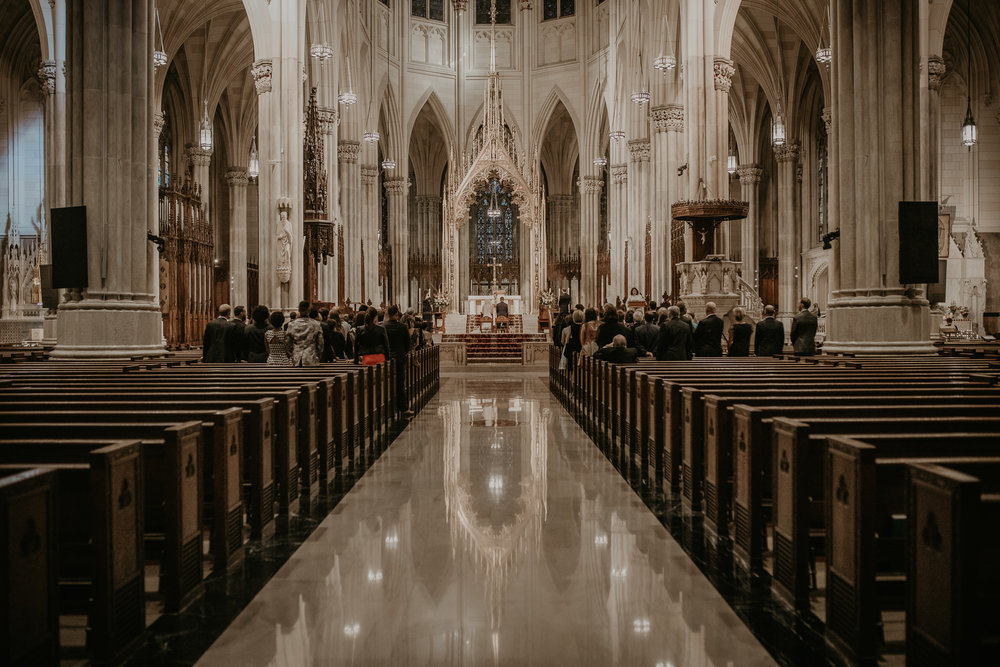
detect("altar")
[468,294,523,316]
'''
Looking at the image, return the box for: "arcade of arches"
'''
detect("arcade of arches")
[0,0,997,352]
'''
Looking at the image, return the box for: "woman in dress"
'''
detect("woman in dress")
[353,307,390,363]
[727,306,753,357]
[265,311,293,366]
[561,309,584,368]
[579,307,600,358]
[244,305,270,363]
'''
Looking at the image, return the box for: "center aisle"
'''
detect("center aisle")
[197,370,776,666]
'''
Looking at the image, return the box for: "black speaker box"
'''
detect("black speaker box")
[898,201,939,284]
[49,206,88,288]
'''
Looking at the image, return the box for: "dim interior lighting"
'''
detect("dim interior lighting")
[153,9,167,69]
[487,186,502,219]
[363,130,380,142]
[771,112,786,147]
[339,58,358,105]
[367,569,383,582]
[727,154,737,175]
[199,99,213,151]
[310,43,334,61]
[630,90,651,104]
[248,136,259,179]
[609,130,626,141]
[343,623,360,637]
[594,533,608,546]
[815,46,832,64]
[653,55,677,72]
[962,0,978,148]
[633,618,651,634]
[593,156,607,167]
[381,159,396,170]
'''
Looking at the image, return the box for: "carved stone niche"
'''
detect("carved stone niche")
[675,255,742,321]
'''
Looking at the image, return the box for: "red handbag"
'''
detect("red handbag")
[361,353,385,366]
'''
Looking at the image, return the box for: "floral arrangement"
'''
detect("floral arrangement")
[432,292,450,311]
[538,288,556,309]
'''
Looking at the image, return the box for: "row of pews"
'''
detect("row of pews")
[549,347,1000,666]
[0,347,439,665]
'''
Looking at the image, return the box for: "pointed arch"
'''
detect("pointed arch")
[405,88,456,151]
[533,85,582,154]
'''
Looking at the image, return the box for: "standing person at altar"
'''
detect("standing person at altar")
[421,290,433,326]
[495,296,509,331]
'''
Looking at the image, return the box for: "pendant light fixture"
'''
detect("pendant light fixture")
[962,0,978,149]
[609,130,626,141]
[198,99,213,151]
[381,158,396,170]
[593,156,607,167]
[487,183,502,219]
[310,43,334,61]
[630,15,650,104]
[248,135,259,179]
[772,107,786,147]
[363,13,387,144]
[338,58,358,105]
[815,3,832,65]
[653,15,677,73]
[153,8,168,69]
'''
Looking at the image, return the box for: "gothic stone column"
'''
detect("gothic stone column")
[737,165,763,294]
[361,165,379,303]
[53,0,164,358]
[823,0,934,355]
[226,168,249,306]
[385,176,410,308]
[609,164,628,299]
[627,139,650,294]
[775,142,800,319]
[338,140,361,301]
[579,175,602,306]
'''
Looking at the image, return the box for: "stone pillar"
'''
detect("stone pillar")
[579,175,602,306]
[186,147,213,224]
[775,142,800,318]
[226,168,249,306]
[53,0,164,358]
[385,176,410,308]
[737,165,763,293]
[823,0,934,355]
[317,106,339,302]
[627,139,650,293]
[925,56,945,202]
[338,140,361,301]
[609,164,628,299]
[713,58,736,195]
[361,165,379,303]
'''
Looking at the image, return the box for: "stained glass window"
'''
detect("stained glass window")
[469,179,519,294]
[543,0,573,20]
[413,0,445,20]
[476,0,511,24]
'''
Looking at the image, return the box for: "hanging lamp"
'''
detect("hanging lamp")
[962,0,978,149]
[487,183,502,219]
[338,59,358,105]
[772,109,786,147]
[653,15,677,72]
[248,136,259,179]
[153,9,168,69]
[815,2,832,64]
[198,99,213,151]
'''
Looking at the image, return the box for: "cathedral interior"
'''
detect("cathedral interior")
[2,2,1000,667]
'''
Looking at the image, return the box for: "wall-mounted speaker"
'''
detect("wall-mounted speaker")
[898,201,939,284]
[49,206,88,288]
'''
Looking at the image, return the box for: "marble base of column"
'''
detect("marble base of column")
[51,298,166,358]
[822,289,936,355]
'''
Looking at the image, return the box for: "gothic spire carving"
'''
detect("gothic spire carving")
[303,87,328,221]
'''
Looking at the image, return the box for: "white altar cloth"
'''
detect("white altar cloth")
[468,295,522,316]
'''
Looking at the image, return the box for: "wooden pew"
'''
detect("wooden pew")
[824,435,1000,664]
[906,460,1000,665]
[0,442,146,664]
[0,468,58,665]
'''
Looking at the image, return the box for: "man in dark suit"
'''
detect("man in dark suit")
[382,304,414,418]
[790,297,819,356]
[227,305,247,362]
[596,305,648,356]
[495,297,509,331]
[557,288,571,315]
[693,301,724,357]
[634,311,660,355]
[656,306,693,360]
[202,304,232,362]
[594,334,639,364]
[754,304,785,357]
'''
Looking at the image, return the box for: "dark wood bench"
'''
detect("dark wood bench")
[824,435,1000,664]
[905,459,1000,665]
[0,442,145,664]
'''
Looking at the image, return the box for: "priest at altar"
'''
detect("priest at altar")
[468,292,523,318]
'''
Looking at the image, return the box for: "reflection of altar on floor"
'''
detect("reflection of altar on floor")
[468,294,522,316]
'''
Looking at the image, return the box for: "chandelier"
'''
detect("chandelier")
[593,156,607,167]
[630,90,651,105]
[381,159,396,170]
[727,153,737,175]
[653,55,677,72]
[815,47,832,64]
[363,130,380,142]
[962,0,978,149]
[771,111,786,147]
[609,129,626,141]
[338,58,358,105]
[310,43,334,61]
[153,9,167,69]
[248,136,259,179]
[198,99,213,151]
[487,186,502,219]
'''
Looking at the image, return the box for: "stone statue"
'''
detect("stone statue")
[276,207,292,284]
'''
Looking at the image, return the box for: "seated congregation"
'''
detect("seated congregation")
[0,320,440,665]
[549,298,1000,666]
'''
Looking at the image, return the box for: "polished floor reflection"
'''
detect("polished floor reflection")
[198,372,776,666]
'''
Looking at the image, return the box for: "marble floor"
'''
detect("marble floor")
[197,370,777,667]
